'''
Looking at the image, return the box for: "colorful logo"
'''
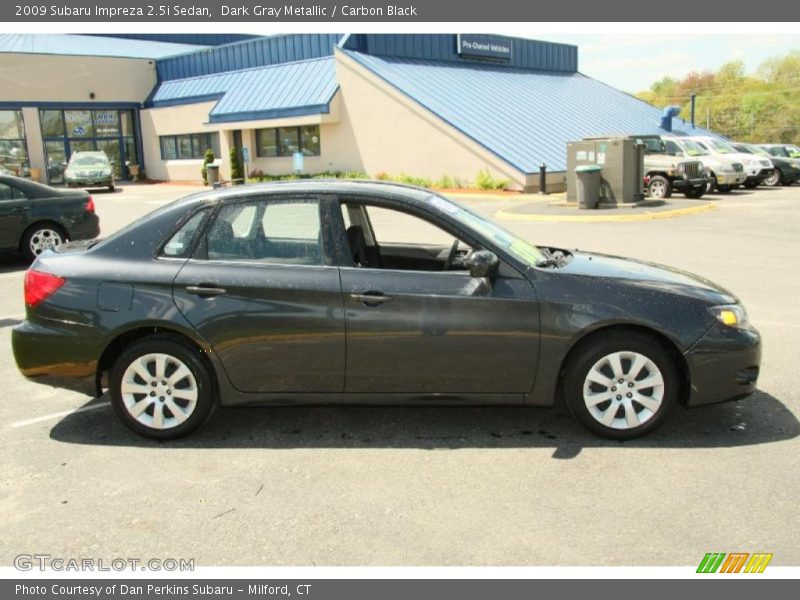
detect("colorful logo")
[697,552,773,573]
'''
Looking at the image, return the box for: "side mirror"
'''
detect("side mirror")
[469,250,499,278]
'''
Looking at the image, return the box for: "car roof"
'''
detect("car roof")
[70,151,108,158]
[179,179,437,208]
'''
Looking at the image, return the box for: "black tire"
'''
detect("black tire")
[647,175,672,199]
[563,331,678,440]
[684,186,705,199]
[705,174,717,194]
[717,185,732,193]
[21,222,67,263]
[109,336,215,440]
[743,180,758,189]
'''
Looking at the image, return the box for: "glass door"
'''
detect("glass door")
[44,140,67,185]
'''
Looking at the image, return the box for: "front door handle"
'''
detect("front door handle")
[185,285,227,297]
[350,292,394,306]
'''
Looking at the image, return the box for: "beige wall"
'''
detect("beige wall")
[21,107,45,182]
[0,53,155,103]
[327,50,527,190]
[140,101,230,182]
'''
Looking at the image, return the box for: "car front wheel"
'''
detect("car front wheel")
[564,332,678,439]
[647,175,672,199]
[110,336,215,439]
[762,170,781,187]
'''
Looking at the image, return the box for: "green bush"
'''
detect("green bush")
[229,148,243,181]
[433,174,456,189]
[393,172,433,187]
[201,148,215,185]
[475,169,509,191]
[246,170,369,183]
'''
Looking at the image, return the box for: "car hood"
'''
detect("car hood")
[557,251,737,305]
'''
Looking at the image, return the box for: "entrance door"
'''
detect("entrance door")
[44,141,67,185]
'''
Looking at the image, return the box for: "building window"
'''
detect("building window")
[256,125,320,158]
[160,133,220,160]
[0,110,29,176]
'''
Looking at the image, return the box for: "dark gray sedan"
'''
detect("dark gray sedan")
[12,181,761,440]
[0,175,100,262]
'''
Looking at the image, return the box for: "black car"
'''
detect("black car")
[732,143,799,187]
[12,181,761,440]
[0,175,100,262]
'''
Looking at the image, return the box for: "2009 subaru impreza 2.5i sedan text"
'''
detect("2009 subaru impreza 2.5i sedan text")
[12,181,761,440]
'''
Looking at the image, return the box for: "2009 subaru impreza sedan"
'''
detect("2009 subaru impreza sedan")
[12,181,761,440]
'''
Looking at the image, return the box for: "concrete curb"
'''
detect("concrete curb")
[494,202,717,223]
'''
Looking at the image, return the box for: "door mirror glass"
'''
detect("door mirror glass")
[468,250,499,278]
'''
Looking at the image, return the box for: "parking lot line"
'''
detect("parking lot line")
[8,401,110,429]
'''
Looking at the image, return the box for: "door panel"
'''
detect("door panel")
[0,184,29,251]
[340,268,540,394]
[173,260,345,393]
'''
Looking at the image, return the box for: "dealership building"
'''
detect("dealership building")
[0,33,709,191]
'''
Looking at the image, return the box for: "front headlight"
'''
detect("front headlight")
[102,167,112,176]
[709,304,749,329]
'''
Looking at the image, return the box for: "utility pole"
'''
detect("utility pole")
[706,107,710,131]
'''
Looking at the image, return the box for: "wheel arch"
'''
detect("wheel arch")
[555,323,691,406]
[95,324,219,399]
[17,219,69,253]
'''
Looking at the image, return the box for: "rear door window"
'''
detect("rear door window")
[207,197,323,265]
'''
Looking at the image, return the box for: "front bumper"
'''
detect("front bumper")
[65,176,113,188]
[672,176,708,191]
[683,322,761,406]
[716,172,747,185]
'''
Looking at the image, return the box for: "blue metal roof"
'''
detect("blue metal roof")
[0,34,205,59]
[344,50,714,174]
[156,34,342,82]
[148,57,338,124]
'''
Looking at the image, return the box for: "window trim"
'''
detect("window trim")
[159,132,219,160]
[193,193,330,267]
[255,125,321,158]
[0,109,30,173]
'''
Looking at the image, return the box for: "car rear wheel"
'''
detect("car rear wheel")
[647,175,672,199]
[22,224,65,262]
[110,337,215,439]
[762,170,781,187]
[563,332,678,439]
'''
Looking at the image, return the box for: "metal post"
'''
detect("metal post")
[538,163,547,195]
[690,94,696,129]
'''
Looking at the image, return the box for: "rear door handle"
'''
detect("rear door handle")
[350,292,394,306]
[185,285,227,297]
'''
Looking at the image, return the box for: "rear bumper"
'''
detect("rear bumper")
[12,319,102,397]
[684,322,761,406]
[69,213,100,241]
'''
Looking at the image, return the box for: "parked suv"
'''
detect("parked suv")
[665,137,746,193]
[731,143,797,187]
[633,136,708,199]
[689,136,772,189]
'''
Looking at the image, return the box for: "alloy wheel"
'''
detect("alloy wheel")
[29,228,63,256]
[120,353,198,430]
[582,351,665,430]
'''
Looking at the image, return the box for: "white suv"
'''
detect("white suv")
[665,137,746,193]
[690,136,774,189]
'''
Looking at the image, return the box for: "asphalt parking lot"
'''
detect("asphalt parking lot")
[1,183,798,567]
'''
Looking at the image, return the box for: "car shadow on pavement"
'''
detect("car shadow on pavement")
[0,255,29,274]
[49,389,798,459]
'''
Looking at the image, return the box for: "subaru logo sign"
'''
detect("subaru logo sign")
[72,126,86,136]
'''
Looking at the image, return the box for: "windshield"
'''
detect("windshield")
[677,139,708,156]
[787,145,800,157]
[70,154,108,167]
[704,139,738,154]
[425,195,544,266]
[749,145,772,158]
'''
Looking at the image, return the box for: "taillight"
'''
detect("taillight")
[24,270,66,307]
[85,196,95,213]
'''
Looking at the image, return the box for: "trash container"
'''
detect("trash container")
[575,165,603,209]
[206,164,220,186]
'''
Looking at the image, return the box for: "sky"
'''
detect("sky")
[534,34,800,93]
